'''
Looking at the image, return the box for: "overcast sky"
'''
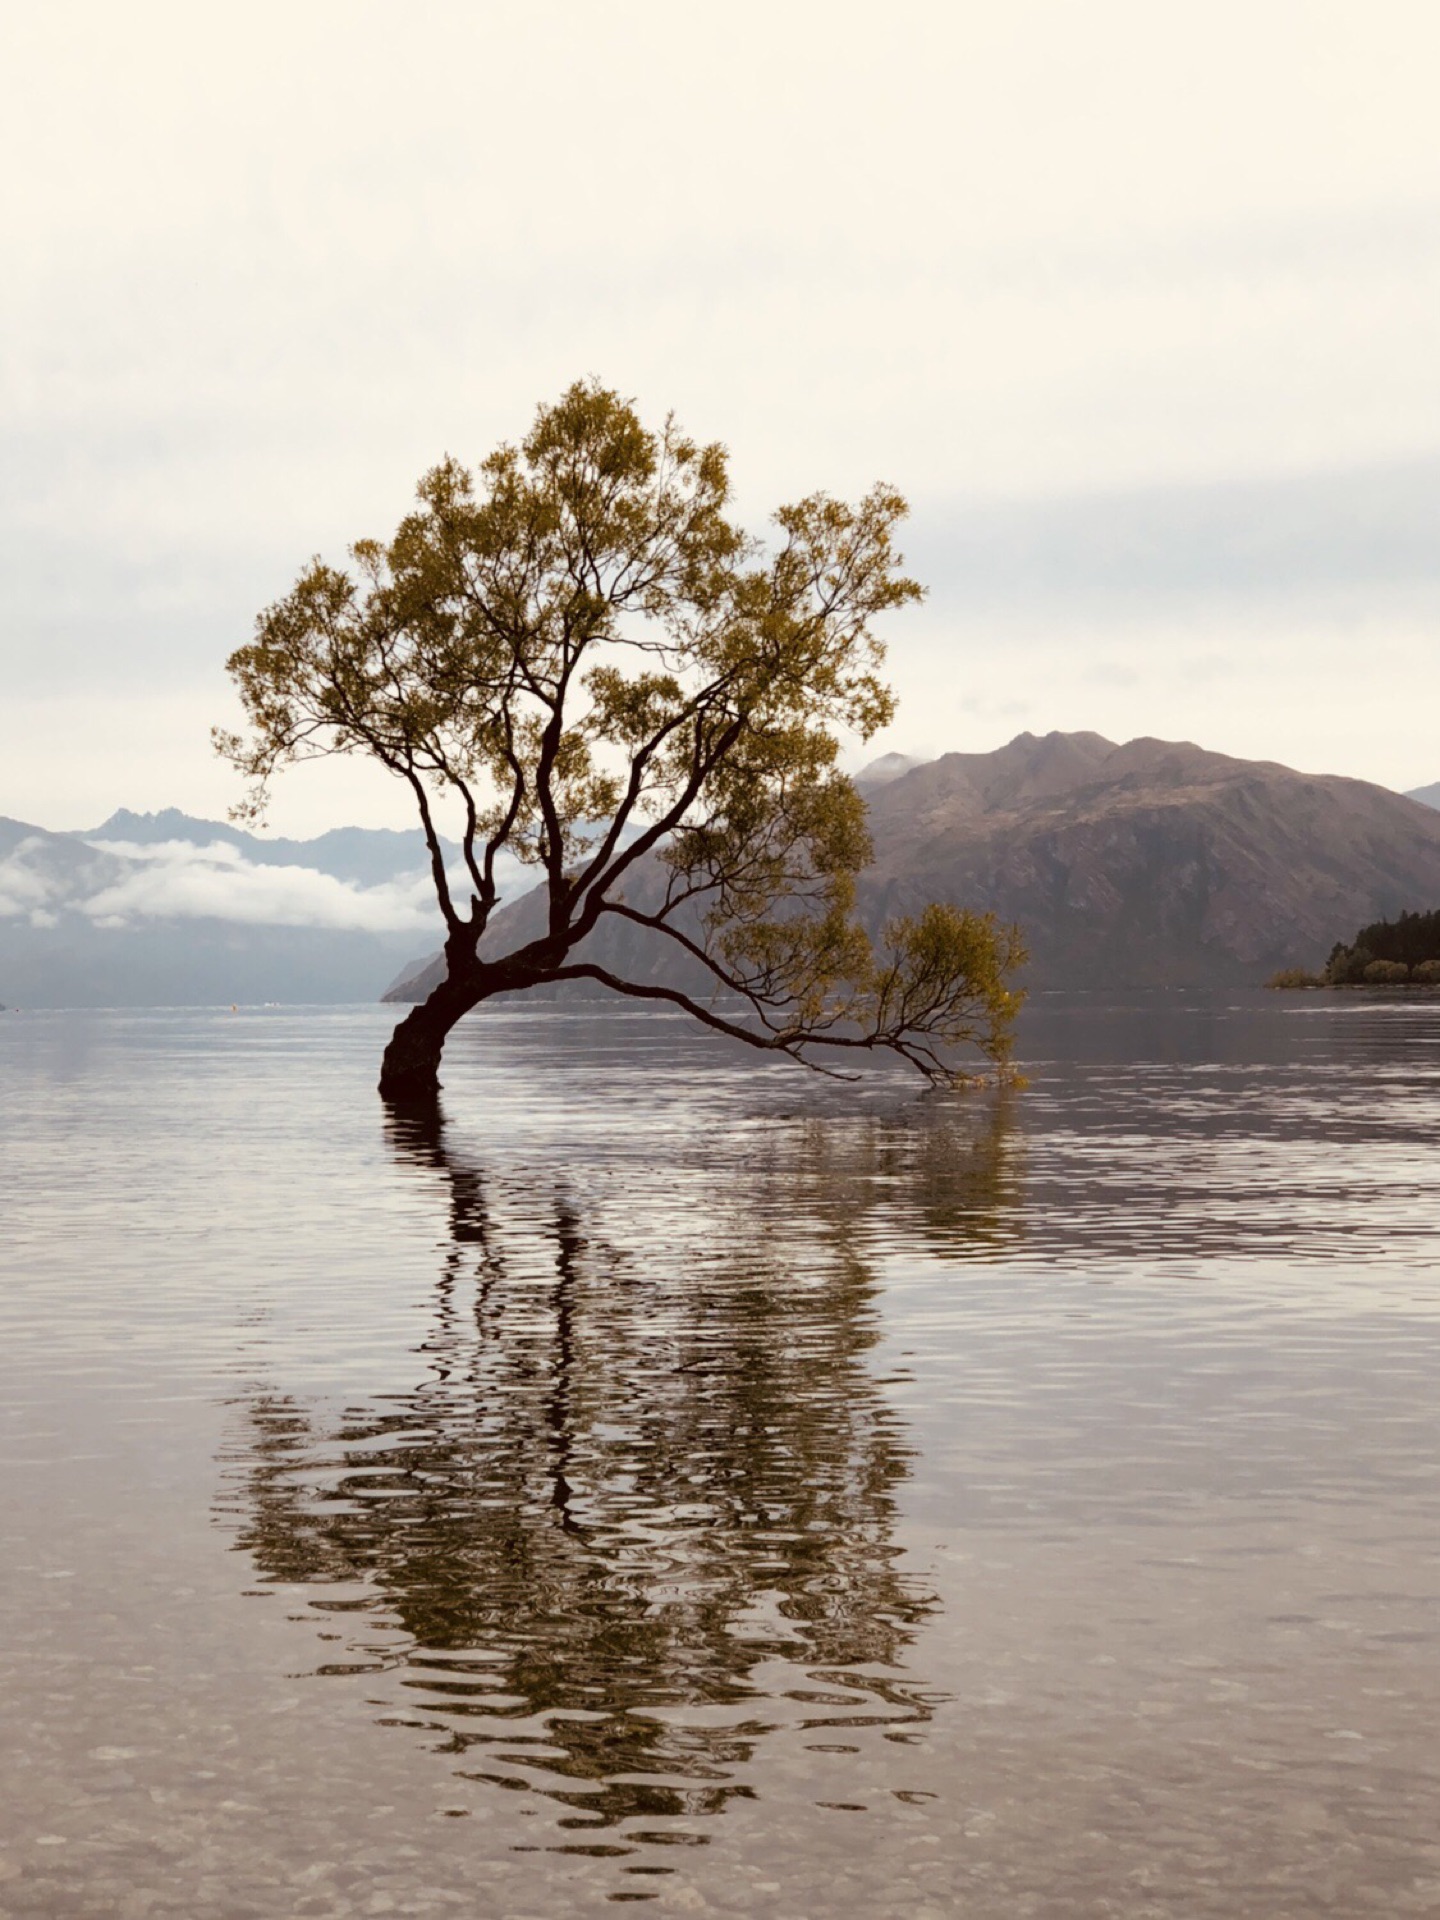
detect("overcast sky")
[4,0,1439,836]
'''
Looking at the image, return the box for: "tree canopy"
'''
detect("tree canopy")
[1325,906,1440,984]
[217,380,1025,1101]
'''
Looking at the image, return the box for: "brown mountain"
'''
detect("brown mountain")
[856,732,1440,985]
[386,732,1440,1000]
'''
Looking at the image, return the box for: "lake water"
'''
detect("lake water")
[2,992,1438,1917]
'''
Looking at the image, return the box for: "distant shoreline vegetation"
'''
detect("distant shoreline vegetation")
[1267,908,1440,989]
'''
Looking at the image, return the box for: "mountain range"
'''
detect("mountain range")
[4,742,1439,1007]
[88,807,465,887]
[854,733,1440,986]
[387,732,1440,1002]
[0,810,454,1006]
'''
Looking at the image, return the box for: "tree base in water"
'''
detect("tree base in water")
[378,987,473,1103]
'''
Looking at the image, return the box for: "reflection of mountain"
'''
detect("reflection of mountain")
[220,1101,1017,1850]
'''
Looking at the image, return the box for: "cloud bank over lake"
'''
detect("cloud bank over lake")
[78,838,442,933]
[0,834,444,934]
[0,813,455,1006]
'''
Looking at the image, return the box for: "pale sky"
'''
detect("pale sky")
[3,0,1439,836]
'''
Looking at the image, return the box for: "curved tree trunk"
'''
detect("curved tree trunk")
[378,972,483,1105]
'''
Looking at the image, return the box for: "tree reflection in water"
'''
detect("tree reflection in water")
[223,1096,1018,1846]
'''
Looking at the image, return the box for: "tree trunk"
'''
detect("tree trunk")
[378,973,481,1105]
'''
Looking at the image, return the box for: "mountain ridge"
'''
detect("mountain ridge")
[81,808,461,887]
[386,731,1440,1001]
[9,739,1440,1008]
[856,732,1440,985]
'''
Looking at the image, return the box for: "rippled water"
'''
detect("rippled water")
[2,992,1439,1916]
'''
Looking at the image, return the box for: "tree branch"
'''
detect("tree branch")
[544,964,860,1079]
[401,767,459,933]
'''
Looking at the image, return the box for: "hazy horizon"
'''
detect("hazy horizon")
[3,722,1439,844]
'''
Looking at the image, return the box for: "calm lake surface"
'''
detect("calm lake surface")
[2,992,1438,1917]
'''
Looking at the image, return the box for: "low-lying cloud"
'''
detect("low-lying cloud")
[0,836,448,934]
[83,839,444,932]
[0,836,65,923]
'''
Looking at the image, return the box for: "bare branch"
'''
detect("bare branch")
[545,964,860,1080]
[401,767,460,933]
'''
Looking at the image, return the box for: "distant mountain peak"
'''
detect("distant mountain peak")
[88,806,243,844]
[854,752,930,787]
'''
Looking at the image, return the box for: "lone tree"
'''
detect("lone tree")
[218,381,1024,1103]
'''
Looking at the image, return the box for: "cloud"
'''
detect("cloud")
[7,2,1440,827]
[0,836,67,920]
[0,826,543,936]
[77,839,444,932]
[909,457,1440,613]
[1082,661,1141,688]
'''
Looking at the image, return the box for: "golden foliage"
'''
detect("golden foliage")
[218,381,1024,1085]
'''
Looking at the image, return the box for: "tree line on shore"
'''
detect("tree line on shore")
[1269,908,1440,988]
